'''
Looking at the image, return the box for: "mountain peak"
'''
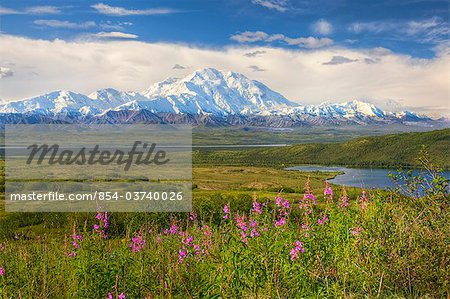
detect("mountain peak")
[141,67,298,115]
[0,69,432,125]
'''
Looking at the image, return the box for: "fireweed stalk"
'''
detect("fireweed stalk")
[129,233,146,253]
[324,182,333,202]
[94,212,109,239]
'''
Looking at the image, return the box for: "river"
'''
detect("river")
[286,165,450,190]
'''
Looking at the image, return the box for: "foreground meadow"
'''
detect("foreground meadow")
[0,168,448,298]
[0,144,449,298]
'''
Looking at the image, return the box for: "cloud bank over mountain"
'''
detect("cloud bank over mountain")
[0,35,448,116]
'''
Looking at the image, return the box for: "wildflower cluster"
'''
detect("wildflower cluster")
[107,291,126,299]
[360,191,368,211]
[94,212,109,238]
[68,233,83,257]
[300,193,316,215]
[274,196,291,228]
[324,182,333,202]
[317,216,329,225]
[338,188,350,213]
[129,233,146,253]
[350,227,363,236]
[223,204,230,219]
[290,241,305,260]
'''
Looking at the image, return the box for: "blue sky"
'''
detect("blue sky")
[0,1,449,116]
[1,0,448,58]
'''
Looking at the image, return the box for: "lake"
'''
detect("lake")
[286,165,450,190]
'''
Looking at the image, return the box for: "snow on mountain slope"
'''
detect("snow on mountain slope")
[292,100,386,121]
[0,68,430,125]
[140,68,298,115]
[0,90,96,115]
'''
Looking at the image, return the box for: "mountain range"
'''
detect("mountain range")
[0,68,439,127]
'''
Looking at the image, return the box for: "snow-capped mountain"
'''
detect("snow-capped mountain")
[139,68,297,115]
[0,68,432,126]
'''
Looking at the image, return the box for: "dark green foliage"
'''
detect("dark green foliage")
[194,129,450,168]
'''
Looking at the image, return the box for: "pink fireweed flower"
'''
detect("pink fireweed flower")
[0,267,4,276]
[169,224,178,235]
[156,233,163,243]
[240,231,249,244]
[324,182,333,200]
[360,191,368,211]
[72,234,83,241]
[305,193,317,205]
[103,212,109,228]
[249,218,259,237]
[339,189,350,213]
[189,211,197,221]
[202,225,213,237]
[178,249,187,264]
[129,234,146,252]
[283,199,291,209]
[275,195,282,206]
[300,193,316,215]
[250,229,260,238]
[274,217,286,228]
[118,293,126,299]
[107,292,113,299]
[223,204,229,219]
[301,223,311,237]
[235,215,248,231]
[93,212,109,238]
[317,216,329,225]
[290,241,305,260]
[252,201,262,214]
[68,233,83,256]
[350,227,363,236]
[183,235,194,246]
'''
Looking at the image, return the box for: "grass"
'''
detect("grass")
[193,128,450,169]
[0,180,448,298]
[191,125,445,145]
[0,130,448,298]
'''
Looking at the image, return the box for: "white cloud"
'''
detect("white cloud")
[0,35,448,116]
[0,5,61,15]
[91,3,177,16]
[34,20,97,29]
[24,6,61,14]
[99,21,133,31]
[34,20,132,31]
[86,32,139,39]
[311,19,333,35]
[251,0,288,12]
[231,31,333,48]
[283,36,333,48]
[0,67,13,78]
[349,17,449,44]
[348,21,395,34]
[230,31,269,43]
[0,6,20,15]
